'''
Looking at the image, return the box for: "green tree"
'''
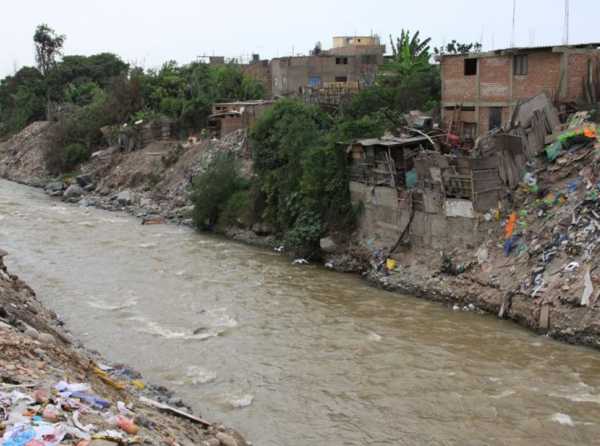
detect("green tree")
[434,40,482,56]
[251,99,353,253]
[190,154,249,228]
[33,24,66,76]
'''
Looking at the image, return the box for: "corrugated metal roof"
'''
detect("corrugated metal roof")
[355,136,430,147]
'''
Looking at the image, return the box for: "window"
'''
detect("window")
[335,76,348,83]
[514,54,528,75]
[464,58,477,76]
[361,55,377,64]
[463,123,477,140]
[488,107,503,130]
[336,57,349,65]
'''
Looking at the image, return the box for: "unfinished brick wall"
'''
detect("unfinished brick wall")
[479,57,511,102]
[567,53,600,102]
[441,56,478,103]
[512,52,561,100]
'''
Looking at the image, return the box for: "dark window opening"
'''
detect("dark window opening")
[488,107,502,130]
[464,58,477,76]
[461,106,476,112]
[361,55,377,64]
[336,57,349,65]
[514,54,528,75]
[335,76,348,83]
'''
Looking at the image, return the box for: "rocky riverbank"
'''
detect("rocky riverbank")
[0,251,249,446]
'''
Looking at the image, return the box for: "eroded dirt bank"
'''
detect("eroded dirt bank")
[0,252,248,446]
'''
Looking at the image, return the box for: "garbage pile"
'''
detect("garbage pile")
[0,253,247,446]
[1,381,141,446]
[496,120,600,305]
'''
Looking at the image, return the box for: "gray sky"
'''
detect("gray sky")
[1,0,598,77]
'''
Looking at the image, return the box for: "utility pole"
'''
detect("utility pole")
[563,0,570,45]
[510,0,517,47]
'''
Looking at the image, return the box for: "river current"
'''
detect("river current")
[2,179,600,445]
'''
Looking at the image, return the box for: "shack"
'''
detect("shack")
[208,100,275,138]
[348,135,432,188]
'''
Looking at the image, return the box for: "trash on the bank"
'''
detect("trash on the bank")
[274,246,284,253]
[70,391,110,410]
[505,213,517,239]
[54,381,90,396]
[93,366,126,390]
[115,415,139,435]
[139,396,211,427]
[386,259,397,270]
[130,380,145,390]
[292,258,308,265]
[564,262,580,272]
[581,266,594,307]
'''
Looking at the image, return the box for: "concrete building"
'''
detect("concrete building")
[440,43,600,139]
[270,36,385,97]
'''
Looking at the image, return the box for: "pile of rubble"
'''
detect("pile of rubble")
[0,252,248,446]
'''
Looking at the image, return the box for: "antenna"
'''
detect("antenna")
[563,0,570,45]
[510,0,517,47]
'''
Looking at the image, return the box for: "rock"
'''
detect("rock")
[140,198,153,208]
[0,249,8,258]
[320,237,338,254]
[64,184,84,199]
[168,396,184,407]
[91,440,119,446]
[45,181,65,196]
[24,325,40,339]
[117,190,133,205]
[252,222,274,236]
[203,439,221,446]
[38,332,55,344]
[215,432,240,446]
[75,174,92,187]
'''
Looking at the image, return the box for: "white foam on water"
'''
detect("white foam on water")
[490,390,516,399]
[129,316,187,339]
[551,413,575,426]
[185,366,217,385]
[77,221,95,227]
[367,331,382,342]
[229,394,254,409]
[88,297,138,311]
[138,243,157,249]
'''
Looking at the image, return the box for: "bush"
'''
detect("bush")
[190,154,249,229]
[220,190,253,228]
[63,143,89,170]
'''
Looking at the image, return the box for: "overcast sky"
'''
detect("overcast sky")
[1,0,598,77]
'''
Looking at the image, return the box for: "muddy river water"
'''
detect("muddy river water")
[2,179,600,445]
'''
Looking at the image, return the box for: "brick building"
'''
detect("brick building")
[270,36,385,97]
[440,43,600,139]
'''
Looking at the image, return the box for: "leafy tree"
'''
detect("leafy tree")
[190,153,249,228]
[33,24,66,76]
[251,99,353,253]
[389,30,432,65]
[336,30,441,138]
[0,67,46,135]
[434,40,482,56]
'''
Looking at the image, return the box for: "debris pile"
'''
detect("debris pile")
[0,253,248,446]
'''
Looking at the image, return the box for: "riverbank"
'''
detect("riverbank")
[0,252,248,446]
[2,121,600,352]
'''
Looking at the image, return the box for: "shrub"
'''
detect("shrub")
[190,154,249,229]
[63,143,89,170]
[220,190,253,228]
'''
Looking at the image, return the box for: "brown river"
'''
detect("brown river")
[2,179,600,445]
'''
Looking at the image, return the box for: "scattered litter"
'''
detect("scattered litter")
[292,258,308,265]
